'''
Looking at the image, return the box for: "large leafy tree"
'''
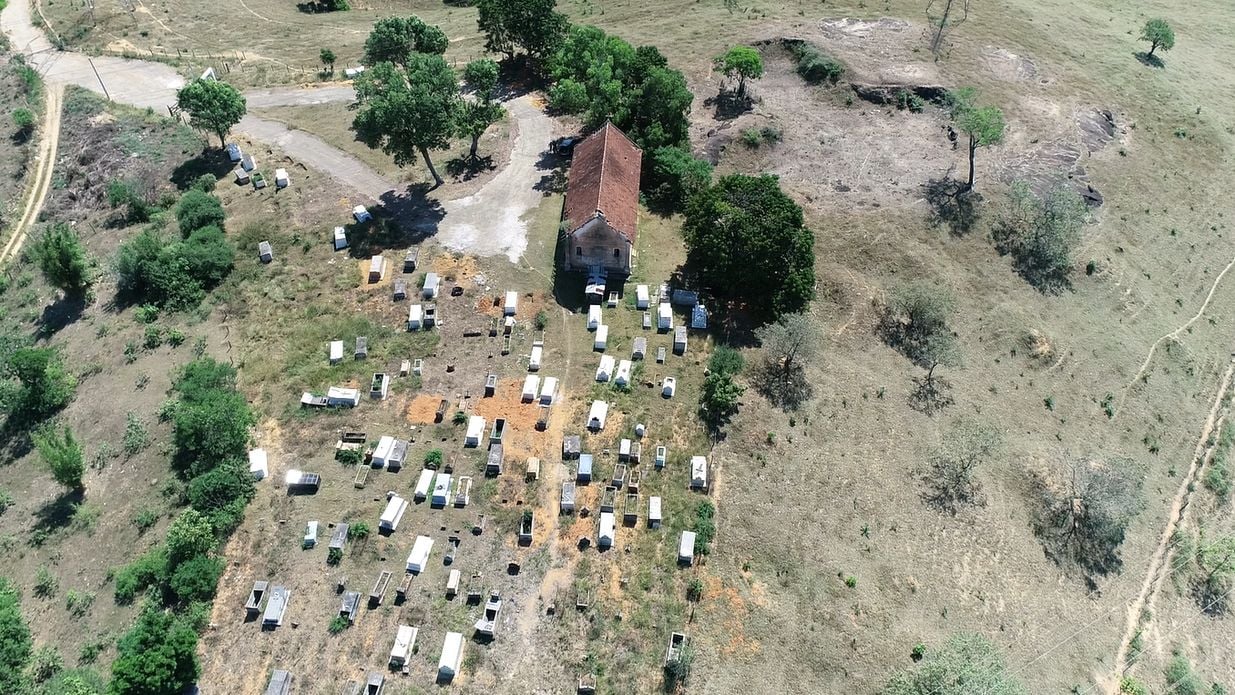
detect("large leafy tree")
[1140,19,1175,58]
[109,608,199,695]
[456,59,506,160]
[353,54,459,186]
[682,174,815,317]
[363,16,448,66]
[33,425,85,492]
[172,389,253,476]
[31,223,94,298]
[992,182,1087,293]
[713,45,763,97]
[547,27,693,151]
[175,78,246,148]
[948,87,1004,191]
[3,347,76,423]
[476,0,568,62]
[646,145,712,212]
[882,633,1026,695]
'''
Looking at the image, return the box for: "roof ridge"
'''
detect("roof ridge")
[593,123,613,218]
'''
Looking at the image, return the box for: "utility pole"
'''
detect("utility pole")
[87,57,110,101]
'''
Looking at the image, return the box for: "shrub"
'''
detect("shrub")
[109,607,199,695]
[142,325,163,349]
[34,566,58,598]
[328,615,349,634]
[31,223,93,297]
[133,508,160,533]
[165,509,215,567]
[4,347,77,423]
[12,107,34,131]
[335,448,362,466]
[686,578,703,602]
[174,190,225,237]
[0,488,11,515]
[29,644,63,683]
[708,346,744,376]
[452,411,467,425]
[190,174,217,193]
[112,549,169,604]
[167,328,186,347]
[122,413,150,458]
[33,425,85,491]
[169,554,223,603]
[327,547,343,565]
[65,589,95,618]
[0,577,32,694]
[646,145,712,212]
[105,179,152,224]
[790,42,844,83]
[534,310,549,331]
[424,449,444,468]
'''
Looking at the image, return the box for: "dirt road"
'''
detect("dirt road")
[0,83,62,265]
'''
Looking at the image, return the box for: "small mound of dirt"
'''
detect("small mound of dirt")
[982,46,1039,82]
[1076,108,1117,153]
[407,393,447,424]
[1022,330,1055,362]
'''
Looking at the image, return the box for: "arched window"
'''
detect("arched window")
[575,247,583,256]
[613,248,621,258]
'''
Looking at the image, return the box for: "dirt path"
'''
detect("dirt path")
[1115,254,1235,415]
[0,83,62,265]
[1107,355,1235,693]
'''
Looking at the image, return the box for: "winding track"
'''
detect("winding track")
[0,83,61,265]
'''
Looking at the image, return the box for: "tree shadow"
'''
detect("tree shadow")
[908,374,954,415]
[36,294,88,339]
[751,362,813,411]
[171,148,234,190]
[30,488,85,537]
[10,127,32,145]
[1133,51,1165,69]
[704,91,754,121]
[350,183,447,254]
[445,155,495,182]
[532,150,568,196]
[922,177,982,236]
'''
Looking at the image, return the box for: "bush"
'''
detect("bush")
[112,549,168,604]
[4,347,77,423]
[335,448,362,466]
[0,578,32,694]
[790,42,844,84]
[133,508,160,533]
[708,346,744,376]
[105,179,152,224]
[109,607,199,695]
[31,223,93,297]
[328,615,349,634]
[165,509,215,567]
[173,389,254,476]
[190,174,216,193]
[169,554,223,603]
[34,566,58,598]
[29,644,63,683]
[692,501,716,555]
[348,522,370,540]
[33,425,85,491]
[115,226,234,310]
[327,547,343,565]
[12,108,34,131]
[142,325,163,350]
[174,190,226,237]
[424,449,444,468]
[65,589,95,618]
[646,146,712,212]
[0,488,11,515]
[534,310,549,331]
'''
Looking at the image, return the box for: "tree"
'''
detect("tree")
[456,59,505,160]
[546,27,693,152]
[12,107,34,135]
[109,607,199,695]
[476,0,568,62]
[0,578,32,695]
[708,345,745,377]
[882,633,1026,695]
[187,460,254,514]
[173,389,254,476]
[164,509,215,567]
[698,371,744,432]
[353,55,459,186]
[754,312,818,408]
[925,0,971,59]
[174,190,225,237]
[177,226,235,287]
[992,182,1087,293]
[646,145,712,212]
[362,16,448,66]
[949,87,1004,191]
[921,419,1001,514]
[43,668,107,695]
[169,554,223,603]
[1193,535,1235,615]
[714,45,763,98]
[320,48,336,73]
[33,425,85,491]
[1031,456,1145,580]
[4,347,77,423]
[882,282,961,412]
[175,78,246,148]
[105,179,153,224]
[318,0,349,10]
[31,223,94,298]
[1140,19,1175,58]
[682,174,815,317]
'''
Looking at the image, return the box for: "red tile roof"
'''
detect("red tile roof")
[563,123,642,244]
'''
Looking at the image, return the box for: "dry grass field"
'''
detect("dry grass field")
[3,0,1235,694]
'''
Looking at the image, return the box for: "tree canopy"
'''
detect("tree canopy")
[754,312,818,408]
[1031,457,1145,580]
[109,607,200,695]
[353,54,459,186]
[882,282,960,372]
[949,87,1004,191]
[1140,19,1175,57]
[921,419,1001,514]
[33,424,85,492]
[881,633,1026,695]
[363,16,448,65]
[681,174,815,318]
[31,223,94,298]
[645,145,712,212]
[3,347,77,424]
[175,190,226,237]
[115,226,234,310]
[714,45,763,97]
[476,0,568,61]
[456,59,505,160]
[0,578,32,695]
[175,78,246,147]
[164,509,216,567]
[547,26,693,151]
[992,182,1087,293]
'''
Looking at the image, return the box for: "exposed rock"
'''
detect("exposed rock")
[849,82,951,106]
[1076,108,1117,153]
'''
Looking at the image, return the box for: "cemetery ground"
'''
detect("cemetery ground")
[1,0,1234,693]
